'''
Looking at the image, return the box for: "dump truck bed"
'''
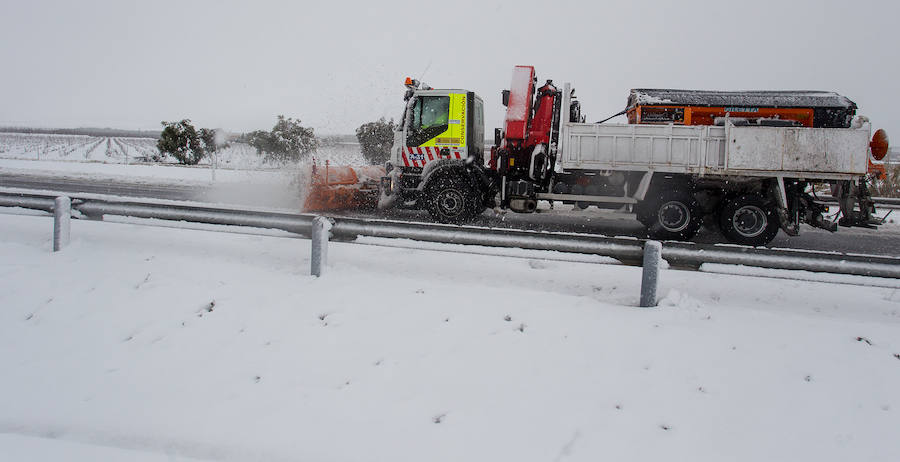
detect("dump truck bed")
[557,122,871,179]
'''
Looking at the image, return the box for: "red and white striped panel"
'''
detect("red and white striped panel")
[401,146,463,167]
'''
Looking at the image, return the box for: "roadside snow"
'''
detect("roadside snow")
[0,141,373,211]
[0,133,367,170]
[0,158,288,184]
[0,159,310,210]
[0,433,211,462]
[0,135,368,204]
[1,211,899,461]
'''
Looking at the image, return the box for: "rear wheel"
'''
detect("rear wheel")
[641,189,702,241]
[719,194,779,246]
[423,175,478,224]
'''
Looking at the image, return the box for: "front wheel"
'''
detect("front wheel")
[423,175,479,224]
[718,194,780,246]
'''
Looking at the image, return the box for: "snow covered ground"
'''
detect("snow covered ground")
[0,133,159,163]
[0,135,370,211]
[0,132,367,171]
[0,433,210,462]
[1,209,899,462]
[0,157,285,184]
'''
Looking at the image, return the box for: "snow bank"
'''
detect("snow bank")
[0,433,211,462]
[0,158,281,183]
[1,212,899,461]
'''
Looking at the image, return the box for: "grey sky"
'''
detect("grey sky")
[1,0,897,137]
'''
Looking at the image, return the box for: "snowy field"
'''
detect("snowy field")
[0,132,367,170]
[0,133,370,211]
[1,209,899,462]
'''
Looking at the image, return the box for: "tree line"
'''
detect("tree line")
[156,116,395,166]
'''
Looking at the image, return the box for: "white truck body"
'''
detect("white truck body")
[557,122,871,180]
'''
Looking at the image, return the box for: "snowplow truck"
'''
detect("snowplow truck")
[378,66,890,246]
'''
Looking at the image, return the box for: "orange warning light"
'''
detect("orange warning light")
[870,129,889,161]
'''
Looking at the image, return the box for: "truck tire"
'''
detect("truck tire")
[643,189,702,241]
[718,194,779,246]
[423,174,479,224]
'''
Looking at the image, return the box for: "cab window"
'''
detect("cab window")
[407,96,450,146]
[410,96,450,131]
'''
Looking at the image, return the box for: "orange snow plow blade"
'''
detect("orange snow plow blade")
[301,161,386,212]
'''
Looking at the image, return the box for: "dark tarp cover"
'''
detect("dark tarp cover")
[628,89,856,110]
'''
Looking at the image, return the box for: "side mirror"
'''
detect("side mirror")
[501,90,510,107]
[494,128,503,147]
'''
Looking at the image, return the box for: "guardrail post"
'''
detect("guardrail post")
[640,240,662,307]
[53,196,71,252]
[310,216,332,277]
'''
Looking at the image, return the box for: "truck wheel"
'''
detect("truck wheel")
[719,194,779,246]
[644,190,702,241]
[423,175,478,224]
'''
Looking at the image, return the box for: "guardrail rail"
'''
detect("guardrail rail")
[1,190,898,280]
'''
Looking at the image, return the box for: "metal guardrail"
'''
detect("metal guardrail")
[1,190,898,279]
[820,195,900,208]
[0,191,316,234]
[874,197,900,206]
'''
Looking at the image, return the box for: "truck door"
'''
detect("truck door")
[402,92,470,167]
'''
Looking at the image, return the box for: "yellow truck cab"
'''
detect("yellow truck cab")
[379,79,485,218]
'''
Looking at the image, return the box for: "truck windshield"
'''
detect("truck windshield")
[411,96,450,130]
[407,96,450,146]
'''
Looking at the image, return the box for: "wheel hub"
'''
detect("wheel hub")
[733,205,767,237]
[437,189,463,216]
[658,201,689,232]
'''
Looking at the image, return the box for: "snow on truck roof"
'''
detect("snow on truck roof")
[628,89,857,109]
